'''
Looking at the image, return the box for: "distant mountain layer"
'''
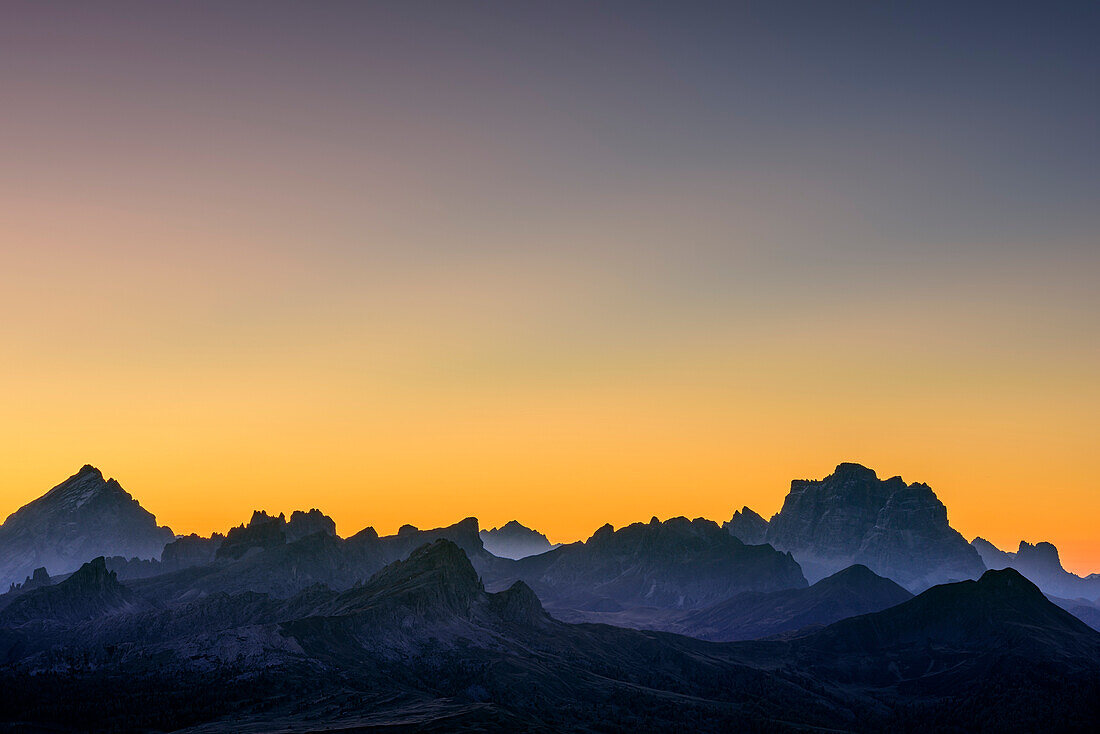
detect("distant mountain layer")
[0,466,174,589]
[667,564,913,641]
[480,520,557,559]
[972,537,1100,600]
[1,545,1098,732]
[723,506,768,545]
[497,516,807,614]
[761,462,985,590]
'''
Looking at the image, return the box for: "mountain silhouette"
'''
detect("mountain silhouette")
[2,544,1098,732]
[0,466,174,589]
[0,556,145,625]
[791,568,1100,676]
[723,506,768,544]
[3,463,1100,730]
[973,537,1100,599]
[497,516,807,618]
[669,564,913,641]
[764,462,985,589]
[480,520,557,559]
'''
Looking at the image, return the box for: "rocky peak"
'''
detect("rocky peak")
[971,537,1015,569]
[0,556,141,625]
[36,465,131,512]
[831,462,881,482]
[480,520,555,560]
[765,463,984,590]
[0,466,174,589]
[724,506,768,545]
[351,539,484,617]
[28,566,52,588]
[217,511,289,560]
[1016,541,1062,569]
[287,509,338,542]
[68,556,115,588]
[968,537,1100,599]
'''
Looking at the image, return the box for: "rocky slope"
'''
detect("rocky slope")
[764,463,985,589]
[0,466,175,588]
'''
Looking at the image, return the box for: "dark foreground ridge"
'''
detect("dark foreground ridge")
[2,464,1100,731]
[1,541,1098,732]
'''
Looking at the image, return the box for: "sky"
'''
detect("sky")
[1,1,1098,573]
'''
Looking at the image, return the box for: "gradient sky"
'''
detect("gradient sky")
[1,2,1098,572]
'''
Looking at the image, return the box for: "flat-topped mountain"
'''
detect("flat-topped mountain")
[0,466,174,589]
[973,537,1100,600]
[764,462,985,589]
[480,520,557,559]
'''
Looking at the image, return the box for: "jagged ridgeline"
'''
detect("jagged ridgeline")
[1,539,1099,731]
[2,463,1100,730]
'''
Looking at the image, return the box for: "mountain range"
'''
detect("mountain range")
[1,539,1097,732]
[2,462,1099,730]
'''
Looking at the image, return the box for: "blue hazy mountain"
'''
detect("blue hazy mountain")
[972,536,1100,600]
[480,520,558,559]
[0,466,174,589]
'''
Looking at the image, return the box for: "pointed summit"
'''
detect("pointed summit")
[481,519,556,559]
[724,506,768,545]
[0,467,174,588]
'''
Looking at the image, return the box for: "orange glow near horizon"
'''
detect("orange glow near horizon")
[1,4,1098,577]
[2,283,1098,575]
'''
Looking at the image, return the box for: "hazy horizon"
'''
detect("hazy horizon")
[2,2,1098,574]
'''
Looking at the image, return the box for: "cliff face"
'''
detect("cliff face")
[765,463,985,590]
[0,466,175,588]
